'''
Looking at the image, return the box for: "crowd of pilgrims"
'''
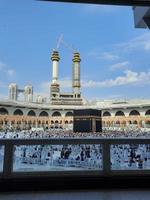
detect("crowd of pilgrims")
[0,128,150,139]
[0,128,150,170]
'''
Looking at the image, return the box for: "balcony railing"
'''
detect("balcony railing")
[0,138,150,179]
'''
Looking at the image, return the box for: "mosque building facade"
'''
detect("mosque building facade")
[0,50,150,131]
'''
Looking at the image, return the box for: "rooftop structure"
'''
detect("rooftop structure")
[50,50,83,105]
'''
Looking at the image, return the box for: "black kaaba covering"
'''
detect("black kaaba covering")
[73,109,102,133]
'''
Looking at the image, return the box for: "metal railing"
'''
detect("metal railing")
[0,138,150,179]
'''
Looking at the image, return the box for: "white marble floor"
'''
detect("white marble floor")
[0,189,150,200]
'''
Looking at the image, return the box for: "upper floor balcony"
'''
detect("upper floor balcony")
[0,137,150,191]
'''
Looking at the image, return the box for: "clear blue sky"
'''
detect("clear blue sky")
[0,0,150,101]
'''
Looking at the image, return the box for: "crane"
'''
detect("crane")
[55,34,77,53]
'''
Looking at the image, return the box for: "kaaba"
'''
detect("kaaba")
[73,109,102,133]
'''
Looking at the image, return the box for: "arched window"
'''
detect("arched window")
[27,110,36,116]
[145,110,150,115]
[39,111,49,117]
[115,121,120,127]
[65,112,73,117]
[52,111,61,117]
[0,108,8,115]
[11,121,15,125]
[65,120,68,124]
[51,120,54,124]
[129,110,140,116]
[146,121,150,125]
[55,120,59,124]
[133,120,138,124]
[14,109,23,116]
[115,111,125,116]
[103,111,111,117]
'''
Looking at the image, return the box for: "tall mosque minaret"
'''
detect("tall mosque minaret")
[50,50,60,99]
[8,47,83,105]
[72,52,81,98]
[50,50,83,105]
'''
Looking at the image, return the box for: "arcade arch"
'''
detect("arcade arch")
[129,110,140,116]
[115,111,125,116]
[65,112,73,117]
[39,111,49,117]
[145,121,150,128]
[52,111,61,117]
[14,109,23,116]
[103,111,111,117]
[27,110,36,116]
[133,120,138,125]
[145,110,150,116]
[115,121,120,127]
[0,108,8,115]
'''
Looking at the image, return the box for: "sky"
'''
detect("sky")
[0,0,150,102]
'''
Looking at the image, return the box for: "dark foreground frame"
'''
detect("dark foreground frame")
[0,138,150,191]
[1,175,150,192]
[38,0,150,6]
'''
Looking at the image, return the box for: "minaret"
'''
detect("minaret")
[50,50,60,98]
[51,50,60,84]
[8,83,18,101]
[72,52,81,98]
[24,85,33,102]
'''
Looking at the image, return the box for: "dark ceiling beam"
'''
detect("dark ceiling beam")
[144,17,150,28]
[38,0,150,6]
